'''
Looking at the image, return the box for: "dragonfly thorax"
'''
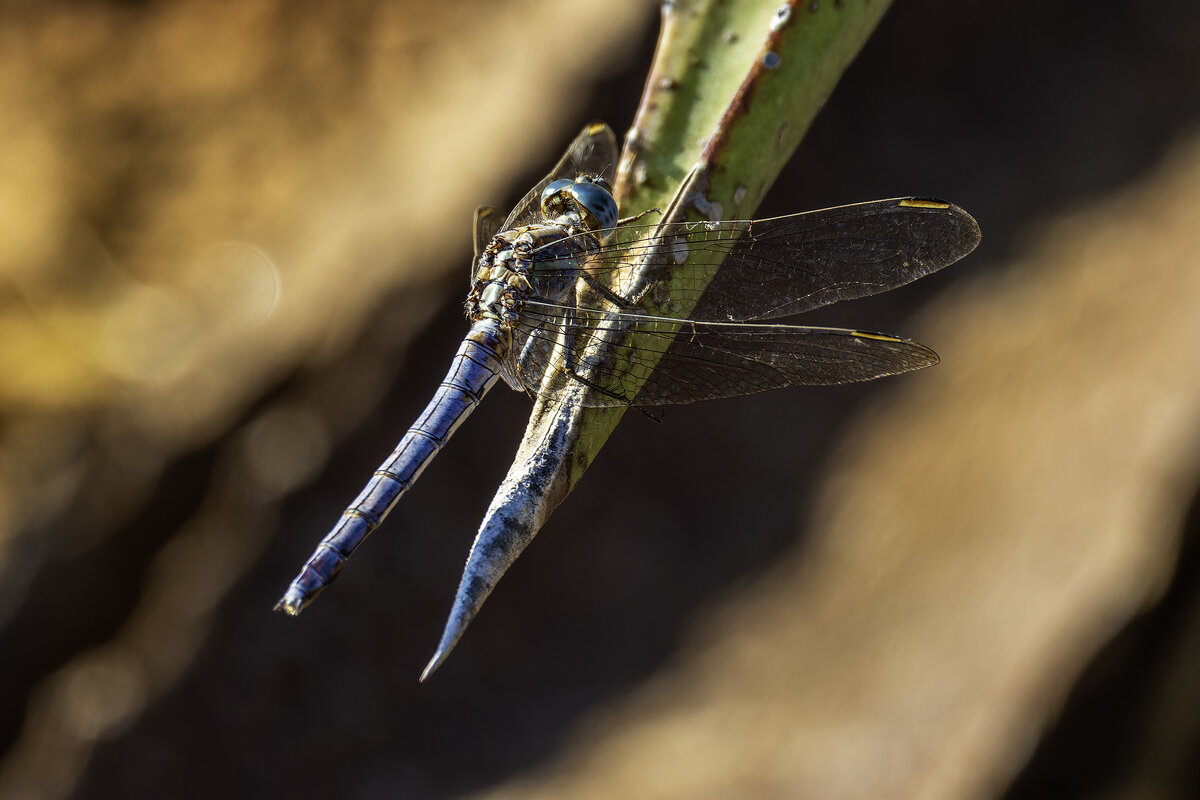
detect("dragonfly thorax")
[467,248,526,325]
[467,209,603,326]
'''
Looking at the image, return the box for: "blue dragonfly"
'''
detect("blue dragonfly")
[276,122,980,617]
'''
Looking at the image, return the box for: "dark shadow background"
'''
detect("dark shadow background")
[1,1,1198,798]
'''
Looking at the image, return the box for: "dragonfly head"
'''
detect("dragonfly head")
[540,176,618,237]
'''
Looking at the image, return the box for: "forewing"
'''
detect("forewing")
[501,122,620,231]
[694,198,979,321]
[548,198,980,322]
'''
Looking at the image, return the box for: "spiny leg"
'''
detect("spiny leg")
[555,282,665,421]
[557,299,635,405]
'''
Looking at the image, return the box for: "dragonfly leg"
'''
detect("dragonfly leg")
[553,283,664,419]
[556,299,635,405]
[577,270,659,310]
[616,207,659,226]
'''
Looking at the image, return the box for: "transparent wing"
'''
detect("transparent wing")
[501,122,620,231]
[512,302,939,406]
[470,205,503,285]
[499,197,977,406]
[528,198,981,322]
[473,206,502,260]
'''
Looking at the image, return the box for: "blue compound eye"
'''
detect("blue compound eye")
[568,181,618,231]
[540,177,618,232]
[539,179,575,217]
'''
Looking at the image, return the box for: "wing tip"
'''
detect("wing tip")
[850,330,941,373]
[584,120,612,137]
[897,196,983,260]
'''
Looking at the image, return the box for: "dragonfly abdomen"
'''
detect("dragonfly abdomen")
[275,319,509,615]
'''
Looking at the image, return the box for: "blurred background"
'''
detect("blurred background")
[1,0,1199,798]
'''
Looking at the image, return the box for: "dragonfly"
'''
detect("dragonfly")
[276,121,980,616]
